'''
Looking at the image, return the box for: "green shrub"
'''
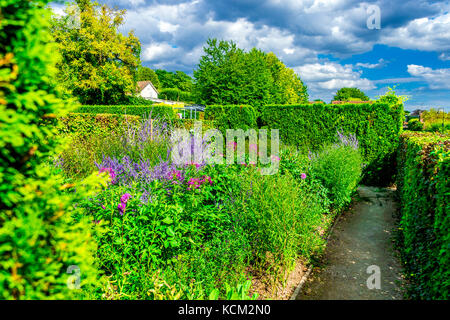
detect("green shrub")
[158,88,193,103]
[59,113,141,138]
[260,103,403,185]
[407,119,423,131]
[309,134,362,210]
[204,105,258,133]
[0,0,99,299]
[74,105,176,120]
[396,132,449,300]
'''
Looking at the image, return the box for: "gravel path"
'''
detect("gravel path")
[295,186,404,300]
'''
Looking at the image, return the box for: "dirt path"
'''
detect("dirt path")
[295,186,404,300]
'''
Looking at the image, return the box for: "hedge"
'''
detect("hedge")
[158,88,193,103]
[396,132,449,299]
[171,119,216,132]
[259,103,404,185]
[74,105,176,120]
[59,113,141,137]
[204,105,258,134]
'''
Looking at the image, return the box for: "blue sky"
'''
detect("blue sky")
[51,0,450,111]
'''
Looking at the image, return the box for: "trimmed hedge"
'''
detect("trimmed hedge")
[158,88,193,103]
[396,132,449,300]
[60,113,141,137]
[171,119,216,132]
[74,105,176,120]
[204,105,258,133]
[260,103,404,185]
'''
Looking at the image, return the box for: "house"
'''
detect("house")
[136,80,183,105]
[137,81,159,99]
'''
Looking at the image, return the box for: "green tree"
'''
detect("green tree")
[137,66,160,89]
[333,87,370,102]
[266,52,308,104]
[194,38,308,107]
[0,0,100,299]
[52,0,141,105]
[155,69,193,92]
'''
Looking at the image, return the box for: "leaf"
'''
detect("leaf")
[166,226,175,237]
[162,217,173,224]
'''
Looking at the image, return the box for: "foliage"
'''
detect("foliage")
[73,104,176,119]
[204,105,258,133]
[155,69,193,92]
[333,87,370,102]
[0,0,99,299]
[158,88,193,103]
[396,132,449,300]
[137,66,160,89]
[407,119,424,131]
[376,86,409,105]
[51,0,141,105]
[194,39,308,108]
[309,133,362,210]
[260,103,404,185]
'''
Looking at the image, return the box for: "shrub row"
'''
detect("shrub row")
[74,105,176,120]
[158,88,193,103]
[396,132,449,300]
[230,103,402,185]
[204,105,258,134]
[59,113,141,137]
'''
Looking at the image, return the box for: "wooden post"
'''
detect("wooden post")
[150,119,153,141]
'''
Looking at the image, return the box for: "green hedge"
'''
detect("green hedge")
[74,105,176,120]
[158,88,193,103]
[171,119,216,132]
[260,103,404,185]
[60,113,141,137]
[204,105,258,133]
[396,132,449,300]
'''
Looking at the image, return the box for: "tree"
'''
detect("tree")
[333,87,370,102]
[52,0,141,104]
[155,69,193,92]
[193,38,308,107]
[137,66,160,89]
[266,52,308,104]
[0,0,99,299]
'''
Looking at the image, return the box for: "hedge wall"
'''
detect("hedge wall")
[204,105,258,133]
[158,88,193,103]
[59,113,141,137]
[74,105,176,120]
[260,103,404,185]
[396,132,449,300]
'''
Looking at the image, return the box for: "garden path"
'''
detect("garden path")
[295,186,404,300]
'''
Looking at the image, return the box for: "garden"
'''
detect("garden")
[0,0,448,301]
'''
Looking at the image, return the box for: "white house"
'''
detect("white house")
[137,80,159,99]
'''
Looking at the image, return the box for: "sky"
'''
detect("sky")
[51,0,450,111]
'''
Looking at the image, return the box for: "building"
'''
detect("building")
[137,81,159,99]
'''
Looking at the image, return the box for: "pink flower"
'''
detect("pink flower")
[120,193,131,203]
[99,167,117,184]
[118,202,126,215]
[301,173,307,180]
[101,205,106,210]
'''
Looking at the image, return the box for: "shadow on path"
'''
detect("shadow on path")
[296,186,404,300]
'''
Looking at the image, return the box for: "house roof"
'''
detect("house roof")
[137,81,159,94]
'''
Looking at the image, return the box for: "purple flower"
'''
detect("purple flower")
[301,173,307,180]
[118,202,126,215]
[120,193,132,204]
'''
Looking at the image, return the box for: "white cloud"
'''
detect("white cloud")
[158,21,179,34]
[407,64,450,89]
[143,42,179,62]
[380,13,450,52]
[355,59,388,69]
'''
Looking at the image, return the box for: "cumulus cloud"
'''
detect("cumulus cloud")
[355,58,388,69]
[407,64,450,90]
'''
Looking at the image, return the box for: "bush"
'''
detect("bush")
[0,0,99,299]
[204,105,258,134]
[407,119,423,131]
[73,105,176,120]
[158,88,193,103]
[59,113,141,137]
[260,103,403,185]
[309,132,362,210]
[396,132,449,300]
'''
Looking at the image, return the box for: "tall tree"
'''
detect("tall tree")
[333,87,370,102]
[52,0,141,104]
[155,69,193,92]
[194,38,308,107]
[137,66,160,89]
